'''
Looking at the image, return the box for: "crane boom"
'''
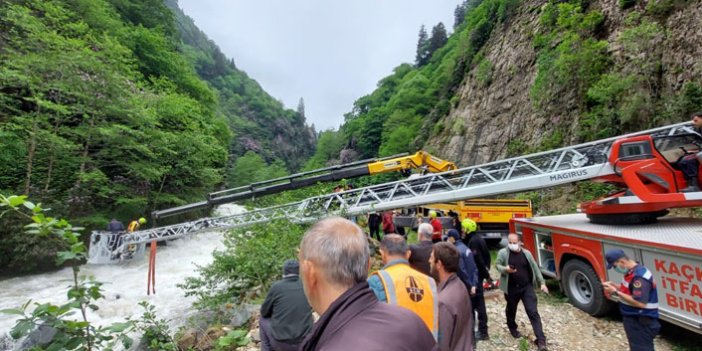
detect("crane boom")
[88,122,695,264]
[151,151,457,219]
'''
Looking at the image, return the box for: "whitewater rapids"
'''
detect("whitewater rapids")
[0,204,245,349]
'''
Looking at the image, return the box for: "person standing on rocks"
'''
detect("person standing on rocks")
[603,249,660,351]
[409,223,435,276]
[298,218,435,351]
[430,242,474,351]
[259,259,313,351]
[495,233,549,351]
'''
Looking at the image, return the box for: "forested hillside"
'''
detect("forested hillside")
[0,0,314,274]
[309,0,701,168]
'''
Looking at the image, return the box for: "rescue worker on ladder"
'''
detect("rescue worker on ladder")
[603,249,660,351]
[368,234,439,341]
[124,217,147,258]
[128,217,147,232]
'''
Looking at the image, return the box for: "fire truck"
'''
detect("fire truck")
[512,214,702,333]
[511,129,702,333]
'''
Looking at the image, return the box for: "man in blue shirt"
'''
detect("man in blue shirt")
[603,249,660,351]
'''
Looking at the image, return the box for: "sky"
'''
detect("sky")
[178,0,461,130]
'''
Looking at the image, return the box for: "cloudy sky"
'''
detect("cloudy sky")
[178,0,461,130]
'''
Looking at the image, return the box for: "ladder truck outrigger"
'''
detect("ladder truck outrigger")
[88,122,702,332]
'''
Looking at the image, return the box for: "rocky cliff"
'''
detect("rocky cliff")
[426,0,702,166]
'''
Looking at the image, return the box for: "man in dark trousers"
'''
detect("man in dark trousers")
[603,249,660,351]
[409,223,434,275]
[367,211,382,240]
[679,112,702,192]
[445,230,478,296]
[461,219,491,340]
[260,260,313,351]
[495,233,549,351]
[298,217,435,351]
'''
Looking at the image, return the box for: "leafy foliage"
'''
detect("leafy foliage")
[179,220,307,312]
[130,301,178,351]
[0,194,134,350]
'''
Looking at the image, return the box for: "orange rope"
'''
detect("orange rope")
[147,240,157,295]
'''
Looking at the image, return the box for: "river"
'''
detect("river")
[0,204,245,350]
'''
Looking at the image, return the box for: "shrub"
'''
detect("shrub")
[179,220,307,313]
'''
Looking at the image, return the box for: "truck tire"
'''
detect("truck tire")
[587,210,668,225]
[561,259,614,317]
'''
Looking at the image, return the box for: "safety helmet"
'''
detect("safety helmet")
[429,210,438,218]
[139,217,147,224]
[461,218,477,233]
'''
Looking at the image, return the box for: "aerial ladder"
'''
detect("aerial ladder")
[151,151,457,219]
[88,122,701,264]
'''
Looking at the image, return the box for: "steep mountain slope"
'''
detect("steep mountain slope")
[166,0,316,173]
[312,0,701,170]
[0,0,314,274]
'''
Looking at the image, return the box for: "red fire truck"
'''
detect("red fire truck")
[512,213,702,333]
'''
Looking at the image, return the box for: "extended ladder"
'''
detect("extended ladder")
[87,122,695,263]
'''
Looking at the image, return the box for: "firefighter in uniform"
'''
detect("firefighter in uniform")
[603,249,660,351]
[128,217,146,232]
[368,234,439,340]
[125,217,147,257]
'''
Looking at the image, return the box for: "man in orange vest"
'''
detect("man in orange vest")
[368,234,438,340]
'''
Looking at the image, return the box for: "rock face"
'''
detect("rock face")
[426,0,702,167]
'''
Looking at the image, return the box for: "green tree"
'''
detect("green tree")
[415,25,430,66]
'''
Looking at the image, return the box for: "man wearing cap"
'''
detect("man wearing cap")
[603,249,660,351]
[260,259,313,351]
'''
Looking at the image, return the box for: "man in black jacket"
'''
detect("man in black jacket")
[260,259,313,351]
[462,219,491,341]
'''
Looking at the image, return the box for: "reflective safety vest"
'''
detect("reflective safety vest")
[127,220,140,232]
[373,263,439,340]
[620,265,659,318]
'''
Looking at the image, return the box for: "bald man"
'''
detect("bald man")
[298,217,435,351]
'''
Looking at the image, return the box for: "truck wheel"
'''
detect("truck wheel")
[561,259,614,317]
[587,210,668,225]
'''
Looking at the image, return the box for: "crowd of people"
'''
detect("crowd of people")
[259,217,563,351]
[259,214,663,351]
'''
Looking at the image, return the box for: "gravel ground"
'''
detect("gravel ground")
[476,290,674,351]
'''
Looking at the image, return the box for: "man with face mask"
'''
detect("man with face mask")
[298,218,435,351]
[495,234,549,351]
[602,249,660,351]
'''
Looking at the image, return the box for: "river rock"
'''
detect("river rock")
[229,303,260,328]
[17,324,56,350]
[177,328,198,350]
